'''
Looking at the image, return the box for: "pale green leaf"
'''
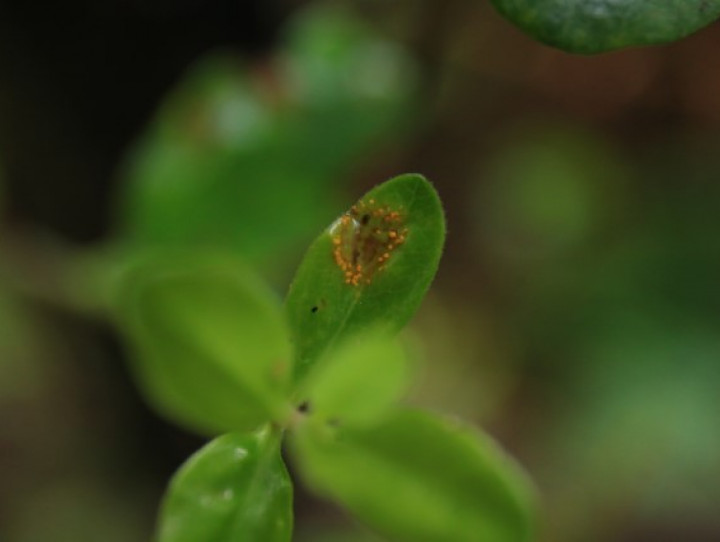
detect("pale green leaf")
[300,331,410,425]
[114,252,293,435]
[292,409,536,542]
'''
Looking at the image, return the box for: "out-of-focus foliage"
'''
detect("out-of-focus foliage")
[553,324,720,508]
[464,123,720,539]
[114,253,293,435]
[299,332,410,426]
[476,122,628,259]
[293,409,535,542]
[0,288,153,542]
[115,4,417,268]
[489,0,720,53]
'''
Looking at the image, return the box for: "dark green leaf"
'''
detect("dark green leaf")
[114,252,293,435]
[300,331,410,425]
[489,0,720,54]
[285,174,445,383]
[292,409,535,542]
[158,427,292,542]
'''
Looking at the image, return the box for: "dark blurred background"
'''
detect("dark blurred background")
[1,0,720,540]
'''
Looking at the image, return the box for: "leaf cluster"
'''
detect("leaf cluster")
[114,174,535,542]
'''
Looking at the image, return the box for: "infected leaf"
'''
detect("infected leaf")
[285,174,445,384]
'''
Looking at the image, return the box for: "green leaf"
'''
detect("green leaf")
[285,174,445,383]
[116,6,417,266]
[489,0,720,54]
[158,426,292,542]
[300,330,410,426]
[114,252,293,435]
[115,56,338,264]
[292,410,535,542]
[283,5,418,147]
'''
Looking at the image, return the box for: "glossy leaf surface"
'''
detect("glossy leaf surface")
[489,0,720,53]
[158,428,292,542]
[285,174,445,383]
[293,410,535,542]
[115,253,292,435]
[300,331,410,425]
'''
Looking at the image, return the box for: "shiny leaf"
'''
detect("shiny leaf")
[285,174,445,383]
[158,427,292,542]
[489,0,720,54]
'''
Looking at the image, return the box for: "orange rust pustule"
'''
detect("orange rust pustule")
[331,198,408,286]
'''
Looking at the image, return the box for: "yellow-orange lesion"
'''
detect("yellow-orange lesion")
[331,198,409,287]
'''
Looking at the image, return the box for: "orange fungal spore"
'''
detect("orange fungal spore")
[330,198,408,287]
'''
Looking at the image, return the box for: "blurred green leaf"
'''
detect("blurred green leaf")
[158,427,292,542]
[477,122,627,258]
[553,322,720,516]
[300,331,410,425]
[285,174,445,383]
[116,5,417,266]
[293,409,535,542]
[489,0,720,53]
[114,253,293,435]
[283,5,417,158]
[115,56,333,264]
